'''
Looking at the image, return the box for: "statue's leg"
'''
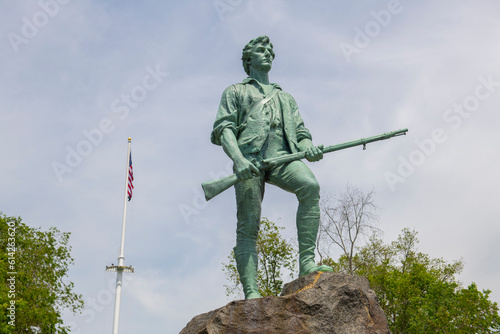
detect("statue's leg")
[268,161,333,276]
[234,174,265,299]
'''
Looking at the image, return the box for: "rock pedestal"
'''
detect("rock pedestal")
[180,272,391,334]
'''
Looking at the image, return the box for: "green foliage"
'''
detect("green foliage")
[222,218,297,299]
[327,228,500,333]
[0,213,83,333]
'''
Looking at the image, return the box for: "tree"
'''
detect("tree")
[318,184,379,275]
[350,228,500,333]
[222,218,297,299]
[0,213,83,333]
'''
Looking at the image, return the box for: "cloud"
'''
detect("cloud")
[2,1,500,333]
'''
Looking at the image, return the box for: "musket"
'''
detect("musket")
[202,128,408,201]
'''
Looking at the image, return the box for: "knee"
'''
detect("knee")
[297,178,320,203]
[236,218,260,244]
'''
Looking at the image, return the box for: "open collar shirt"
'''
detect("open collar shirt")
[211,77,312,156]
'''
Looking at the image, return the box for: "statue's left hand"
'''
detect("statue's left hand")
[305,145,324,162]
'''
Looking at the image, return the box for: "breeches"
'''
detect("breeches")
[234,160,320,249]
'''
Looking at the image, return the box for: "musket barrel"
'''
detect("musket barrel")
[323,128,407,154]
[202,128,408,201]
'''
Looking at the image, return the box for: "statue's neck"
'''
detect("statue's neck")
[249,70,270,85]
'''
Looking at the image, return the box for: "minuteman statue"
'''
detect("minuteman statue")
[210,35,333,299]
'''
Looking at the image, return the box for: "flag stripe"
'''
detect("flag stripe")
[127,152,134,201]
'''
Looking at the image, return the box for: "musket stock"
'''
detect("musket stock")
[202,174,238,201]
[202,128,408,201]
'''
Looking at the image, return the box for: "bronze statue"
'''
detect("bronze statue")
[210,35,333,299]
[206,35,408,299]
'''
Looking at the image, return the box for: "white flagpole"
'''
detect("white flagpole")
[107,137,134,334]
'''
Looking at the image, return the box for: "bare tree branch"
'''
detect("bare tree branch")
[318,184,380,274]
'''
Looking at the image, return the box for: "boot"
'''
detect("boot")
[234,246,261,299]
[297,204,333,276]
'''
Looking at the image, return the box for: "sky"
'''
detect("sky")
[1,0,500,333]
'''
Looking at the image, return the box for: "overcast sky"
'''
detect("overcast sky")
[1,1,500,333]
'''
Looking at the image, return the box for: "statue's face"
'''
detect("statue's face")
[248,43,273,73]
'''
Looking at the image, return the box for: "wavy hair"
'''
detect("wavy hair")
[241,35,275,76]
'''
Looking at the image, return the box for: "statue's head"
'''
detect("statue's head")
[242,35,275,76]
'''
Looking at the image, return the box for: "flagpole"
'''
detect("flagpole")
[106,137,134,334]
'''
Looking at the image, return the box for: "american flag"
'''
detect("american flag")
[127,152,134,201]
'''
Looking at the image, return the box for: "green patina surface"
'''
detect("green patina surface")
[210,35,332,300]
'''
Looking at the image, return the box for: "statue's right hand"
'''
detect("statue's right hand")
[234,158,260,181]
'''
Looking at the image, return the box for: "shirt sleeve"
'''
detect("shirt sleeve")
[211,85,239,146]
[289,95,313,142]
